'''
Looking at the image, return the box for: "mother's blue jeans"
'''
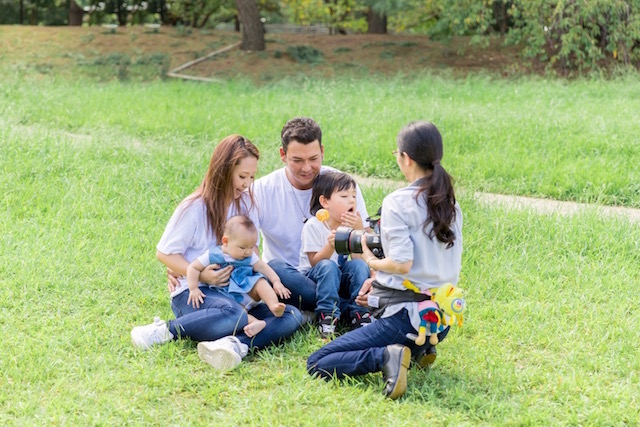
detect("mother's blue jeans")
[307,308,449,379]
[169,286,302,350]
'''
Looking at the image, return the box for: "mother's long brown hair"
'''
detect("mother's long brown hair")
[188,135,259,244]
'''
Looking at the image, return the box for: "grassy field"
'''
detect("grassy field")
[2,61,640,424]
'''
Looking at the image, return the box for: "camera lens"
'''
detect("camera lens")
[335,226,383,257]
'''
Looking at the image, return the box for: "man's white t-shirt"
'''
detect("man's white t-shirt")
[253,166,368,267]
[156,193,259,298]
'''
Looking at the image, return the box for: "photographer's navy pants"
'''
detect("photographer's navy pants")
[307,308,449,379]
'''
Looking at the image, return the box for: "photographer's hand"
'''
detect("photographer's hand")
[355,277,374,307]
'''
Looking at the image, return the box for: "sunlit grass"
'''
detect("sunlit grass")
[1,74,639,425]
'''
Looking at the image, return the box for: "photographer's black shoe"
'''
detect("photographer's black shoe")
[413,345,437,369]
[382,344,411,400]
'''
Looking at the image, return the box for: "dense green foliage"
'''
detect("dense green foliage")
[1,75,639,425]
[4,0,639,73]
[429,0,640,74]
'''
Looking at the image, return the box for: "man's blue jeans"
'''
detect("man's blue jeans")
[270,258,370,320]
[307,308,449,379]
[169,285,302,350]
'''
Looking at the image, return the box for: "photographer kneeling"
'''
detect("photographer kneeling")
[306,121,463,400]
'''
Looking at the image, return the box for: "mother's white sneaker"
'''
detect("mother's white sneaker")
[197,336,248,371]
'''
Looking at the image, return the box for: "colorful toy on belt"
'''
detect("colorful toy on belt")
[402,279,466,346]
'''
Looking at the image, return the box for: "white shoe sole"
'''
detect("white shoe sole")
[197,341,241,371]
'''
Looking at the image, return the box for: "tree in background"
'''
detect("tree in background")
[236,0,265,50]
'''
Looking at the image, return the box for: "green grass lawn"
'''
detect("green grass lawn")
[1,74,639,425]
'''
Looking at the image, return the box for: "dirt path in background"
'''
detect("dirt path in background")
[355,175,640,224]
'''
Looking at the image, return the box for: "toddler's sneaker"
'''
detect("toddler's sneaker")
[318,313,337,339]
[350,312,372,329]
[131,316,174,350]
[197,336,248,371]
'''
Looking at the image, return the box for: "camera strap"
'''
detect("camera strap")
[368,280,430,319]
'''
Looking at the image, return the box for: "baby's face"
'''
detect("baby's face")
[223,232,257,260]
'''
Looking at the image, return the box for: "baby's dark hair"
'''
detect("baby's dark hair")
[397,121,457,248]
[309,171,356,216]
[224,215,257,239]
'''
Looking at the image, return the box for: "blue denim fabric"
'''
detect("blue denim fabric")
[269,258,370,320]
[307,308,449,379]
[268,259,318,311]
[336,259,370,319]
[168,285,302,350]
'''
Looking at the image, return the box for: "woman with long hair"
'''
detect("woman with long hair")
[132,135,302,370]
[307,121,463,399]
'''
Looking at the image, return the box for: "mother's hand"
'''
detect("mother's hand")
[200,264,233,286]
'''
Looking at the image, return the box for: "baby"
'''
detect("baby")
[187,215,288,337]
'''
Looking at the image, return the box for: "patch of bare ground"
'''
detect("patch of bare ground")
[1,25,526,81]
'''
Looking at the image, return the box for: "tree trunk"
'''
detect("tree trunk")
[235,0,265,51]
[69,0,83,26]
[367,9,387,34]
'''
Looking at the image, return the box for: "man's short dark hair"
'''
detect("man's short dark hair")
[281,117,322,152]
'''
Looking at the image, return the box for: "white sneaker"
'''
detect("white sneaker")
[131,316,174,350]
[197,336,248,371]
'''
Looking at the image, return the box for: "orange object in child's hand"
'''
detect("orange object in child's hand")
[316,209,330,222]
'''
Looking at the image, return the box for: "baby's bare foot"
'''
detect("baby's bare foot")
[244,320,266,337]
[271,302,286,317]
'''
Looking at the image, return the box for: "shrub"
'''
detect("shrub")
[286,45,324,64]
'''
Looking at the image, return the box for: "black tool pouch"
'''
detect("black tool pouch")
[367,280,430,318]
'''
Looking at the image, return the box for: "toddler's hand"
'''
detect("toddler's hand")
[187,287,206,308]
[327,230,336,248]
[341,210,364,230]
[273,281,291,299]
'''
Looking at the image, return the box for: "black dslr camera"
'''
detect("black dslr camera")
[334,211,384,259]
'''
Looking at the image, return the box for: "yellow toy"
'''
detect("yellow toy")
[402,279,466,346]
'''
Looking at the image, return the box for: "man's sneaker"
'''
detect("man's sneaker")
[197,336,248,371]
[318,313,337,339]
[413,345,437,368]
[382,344,411,400]
[131,316,174,350]
[350,312,372,329]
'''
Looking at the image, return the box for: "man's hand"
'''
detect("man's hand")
[200,264,233,286]
[355,277,374,307]
[272,280,291,300]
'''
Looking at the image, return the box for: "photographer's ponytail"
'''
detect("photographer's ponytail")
[397,121,457,248]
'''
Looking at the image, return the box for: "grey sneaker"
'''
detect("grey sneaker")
[318,313,337,339]
[382,344,411,400]
[197,336,248,371]
[131,317,174,350]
